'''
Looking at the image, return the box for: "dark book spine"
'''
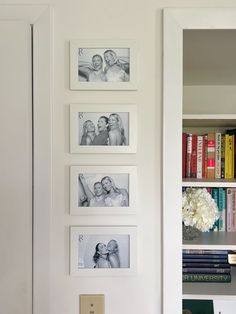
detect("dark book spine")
[182,254,228,259]
[182,249,228,255]
[183,258,228,263]
[183,267,231,274]
[183,273,231,282]
[183,263,230,268]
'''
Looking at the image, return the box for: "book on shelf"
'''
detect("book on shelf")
[183,267,231,274]
[221,134,225,179]
[183,262,230,268]
[225,134,234,179]
[182,273,231,282]
[186,133,192,178]
[228,251,236,264]
[183,258,229,263]
[196,135,203,179]
[191,134,197,178]
[218,187,226,231]
[215,132,221,179]
[182,249,228,255]
[226,128,236,178]
[182,300,214,314]
[182,133,187,178]
[207,132,215,179]
[182,254,228,259]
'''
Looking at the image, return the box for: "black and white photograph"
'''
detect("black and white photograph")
[70,40,138,90]
[70,226,137,276]
[70,166,137,215]
[79,112,129,146]
[70,104,137,154]
[78,234,129,269]
[78,48,130,82]
[78,173,129,207]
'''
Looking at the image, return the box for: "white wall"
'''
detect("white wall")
[7,0,236,313]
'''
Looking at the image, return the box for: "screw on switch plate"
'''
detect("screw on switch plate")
[80,294,104,314]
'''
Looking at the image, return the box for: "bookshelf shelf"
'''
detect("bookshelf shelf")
[183,267,236,300]
[182,179,236,188]
[183,232,236,250]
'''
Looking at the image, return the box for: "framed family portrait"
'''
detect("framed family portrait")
[70,39,138,90]
[70,226,137,276]
[70,165,137,215]
[70,104,137,154]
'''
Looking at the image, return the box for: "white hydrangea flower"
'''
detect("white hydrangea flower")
[182,187,220,232]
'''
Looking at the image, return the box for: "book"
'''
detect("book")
[227,188,233,232]
[182,254,228,259]
[183,258,228,263]
[183,263,230,268]
[203,134,208,178]
[183,273,231,282]
[182,300,214,314]
[215,132,221,178]
[186,134,192,178]
[228,251,236,264]
[232,188,236,232]
[182,249,228,255]
[182,133,187,178]
[183,267,231,274]
[226,128,236,178]
[225,134,234,179]
[191,134,197,178]
[197,135,203,179]
[207,132,215,179]
[218,187,226,231]
[221,134,225,179]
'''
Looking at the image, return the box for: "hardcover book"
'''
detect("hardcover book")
[183,273,231,282]
[182,300,214,314]
[207,132,215,179]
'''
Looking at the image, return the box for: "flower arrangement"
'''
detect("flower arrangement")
[182,187,219,232]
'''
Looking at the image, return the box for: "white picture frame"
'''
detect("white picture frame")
[70,165,137,215]
[70,226,137,276]
[70,103,137,154]
[70,39,138,90]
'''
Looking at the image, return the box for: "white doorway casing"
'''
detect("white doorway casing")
[163,8,236,314]
[0,5,52,314]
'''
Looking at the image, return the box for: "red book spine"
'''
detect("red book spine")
[186,134,192,178]
[191,134,197,178]
[182,133,187,178]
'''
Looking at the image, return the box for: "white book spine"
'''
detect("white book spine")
[197,135,203,179]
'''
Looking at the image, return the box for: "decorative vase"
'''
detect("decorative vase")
[182,223,201,240]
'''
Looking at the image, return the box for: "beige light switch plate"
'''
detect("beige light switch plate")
[80,294,105,314]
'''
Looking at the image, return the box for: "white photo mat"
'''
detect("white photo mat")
[70,103,137,154]
[70,226,137,276]
[70,39,138,90]
[70,165,137,215]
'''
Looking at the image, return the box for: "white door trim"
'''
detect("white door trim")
[0,5,52,314]
[163,8,236,314]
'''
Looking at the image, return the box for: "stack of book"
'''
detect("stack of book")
[182,249,231,283]
[182,130,236,179]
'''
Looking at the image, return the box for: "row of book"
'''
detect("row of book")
[182,130,236,179]
[182,187,236,232]
[182,249,236,283]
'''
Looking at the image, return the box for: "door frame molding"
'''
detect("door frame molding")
[0,5,52,314]
[163,8,236,314]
